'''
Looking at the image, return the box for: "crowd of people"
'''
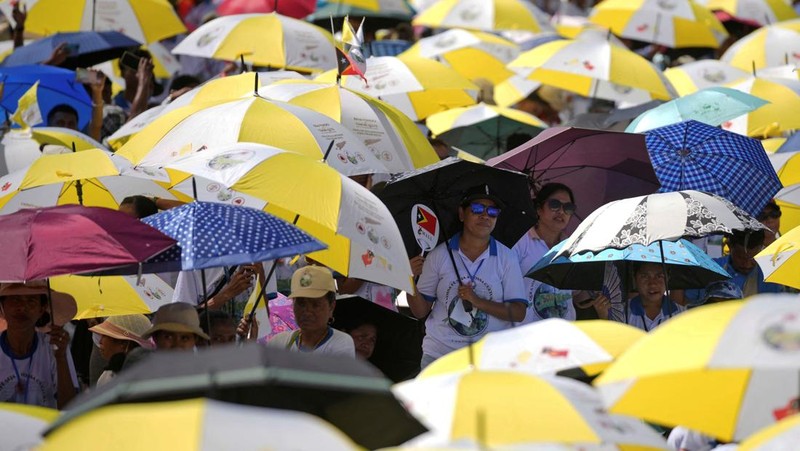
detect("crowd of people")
[0,0,798,449]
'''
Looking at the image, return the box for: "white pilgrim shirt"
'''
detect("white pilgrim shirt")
[267,328,355,357]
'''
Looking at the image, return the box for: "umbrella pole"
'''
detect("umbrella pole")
[46,278,55,327]
[72,142,84,205]
[658,240,671,301]
[322,139,335,162]
[253,72,259,96]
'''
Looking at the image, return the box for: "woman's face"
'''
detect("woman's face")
[458,200,499,239]
[634,263,666,304]
[758,207,781,238]
[349,323,377,360]
[0,295,45,330]
[98,334,129,361]
[537,190,574,233]
[293,296,334,333]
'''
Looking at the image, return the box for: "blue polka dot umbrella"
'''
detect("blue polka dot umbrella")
[136,201,326,272]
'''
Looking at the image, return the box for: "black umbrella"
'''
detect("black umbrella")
[333,296,423,382]
[378,157,537,258]
[2,31,140,70]
[50,345,426,449]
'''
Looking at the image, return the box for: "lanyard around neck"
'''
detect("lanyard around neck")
[1,332,37,404]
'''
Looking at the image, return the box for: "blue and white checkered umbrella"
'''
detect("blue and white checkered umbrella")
[139,202,326,271]
[645,120,782,216]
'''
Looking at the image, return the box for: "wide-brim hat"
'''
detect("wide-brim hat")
[90,314,154,349]
[0,281,77,326]
[141,302,209,340]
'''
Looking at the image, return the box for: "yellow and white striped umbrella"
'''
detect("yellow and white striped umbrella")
[51,273,174,319]
[739,413,800,451]
[698,0,798,27]
[755,225,800,290]
[0,0,186,44]
[159,142,414,293]
[105,71,306,150]
[589,0,729,48]
[418,319,645,380]
[509,38,677,104]
[493,73,542,107]
[721,75,800,137]
[0,127,106,176]
[664,59,750,96]
[412,0,555,33]
[115,96,388,176]
[316,54,479,121]
[595,294,800,442]
[172,13,336,73]
[721,18,800,71]
[393,371,670,450]
[257,79,439,173]
[425,102,548,159]
[0,403,53,451]
[401,28,519,84]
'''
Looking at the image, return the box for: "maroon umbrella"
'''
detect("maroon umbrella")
[0,205,176,282]
[486,127,660,231]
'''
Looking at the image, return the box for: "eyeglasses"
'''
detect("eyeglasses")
[546,199,576,215]
[758,210,781,221]
[469,202,501,218]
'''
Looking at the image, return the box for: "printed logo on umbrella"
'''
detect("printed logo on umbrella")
[761,312,800,352]
[412,204,439,251]
[773,397,799,421]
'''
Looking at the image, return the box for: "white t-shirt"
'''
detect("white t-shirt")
[513,230,576,323]
[416,235,527,359]
[267,328,355,358]
[624,296,686,332]
[668,426,718,451]
[0,331,78,408]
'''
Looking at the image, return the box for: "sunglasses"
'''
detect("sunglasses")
[758,211,781,221]
[546,199,576,215]
[469,202,501,218]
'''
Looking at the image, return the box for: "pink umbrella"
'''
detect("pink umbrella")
[216,0,316,18]
[257,292,297,343]
[0,205,176,282]
[486,127,660,230]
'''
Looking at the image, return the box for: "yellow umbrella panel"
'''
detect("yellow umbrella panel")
[755,224,800,289]
[595,294,800,442]
[590,0,728,48]
[161,142,414,293]
[412,0,555,34]
[722,76,800,137]
[51,274,174,319]
[721,18,800,71]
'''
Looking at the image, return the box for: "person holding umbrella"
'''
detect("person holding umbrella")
[407,184,527,369]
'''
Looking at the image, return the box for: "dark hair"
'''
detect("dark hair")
[534,183,575,208]
[337,317,377,334]
[728,229,765,249]
[120,195,158,218]
[46,104,78,125]
[170,75,201,92]
[198,310,233,335]
[505,133,532,152]
[761,200,780,214]
[118,48,153,72]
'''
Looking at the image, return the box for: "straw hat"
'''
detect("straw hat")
[141,303,209,340]
[90,314,154,349]
[0,281,77,326]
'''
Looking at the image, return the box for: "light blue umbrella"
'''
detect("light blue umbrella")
[625,87,768,133]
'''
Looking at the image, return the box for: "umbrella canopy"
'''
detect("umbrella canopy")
[47,344,426,449]
[739,413,800,451]
[0,148,182,214]
[378,157,537,256]
[333,295,423,382]
[0,204,176,282]
[217,0,317,18]
[589,0,728,48]
[257,79,440,172]
[50,273,174,319]
[626,87,768,133]
[664,59,749,96]
[0,0,186,44]
[40,398,358,451]
[172,13,336,73]
[509,38,677,105]
[158,142,415,292]
[30,126,106,151]
[393,371,669,449]
[139,201,326,271]
[412,0,554,33]
[308,0,415,20]
[426,103,548,160]
[0,65,92,130]
[645,119,782,215]
[755,224,800,290]
[530,238,730,290]
[315,54,479,121]
[595,293,800,442]
[1,31,139,69]
[0,403,51,451]
[721,75,800,137]
[721,18,800,71]
[486,126,660,228]
[401,28,519,85]
[418,318,646,380]
[557,190,767,255]
[700,0,798,27]
[115,96,384,176]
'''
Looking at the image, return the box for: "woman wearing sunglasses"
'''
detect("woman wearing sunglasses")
[407,184,527,370]
[758,200,782,246]
[515,183,609,322]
